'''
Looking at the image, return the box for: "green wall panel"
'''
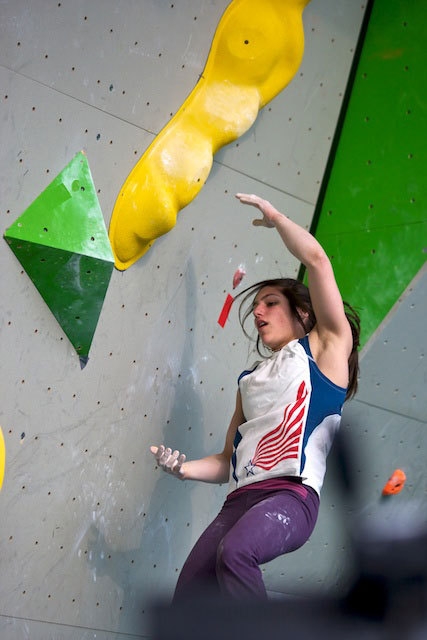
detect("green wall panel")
[312,0,427,345]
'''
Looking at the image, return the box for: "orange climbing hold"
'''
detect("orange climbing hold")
[382,468,406,496]
[109,0,311,270]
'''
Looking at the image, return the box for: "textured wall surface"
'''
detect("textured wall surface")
[2,1,425,639]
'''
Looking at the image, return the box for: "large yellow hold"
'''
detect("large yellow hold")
[0,426,5,490]
[109,0,311,270]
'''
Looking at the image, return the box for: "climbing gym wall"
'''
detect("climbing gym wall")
[313,0,427,345]
[307,0,427,604]
[3,0,424,638]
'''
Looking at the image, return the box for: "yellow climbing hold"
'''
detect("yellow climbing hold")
[0,426,5,490]
[109,0,311,270]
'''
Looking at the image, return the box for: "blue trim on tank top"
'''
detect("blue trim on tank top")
[299,335,347,393]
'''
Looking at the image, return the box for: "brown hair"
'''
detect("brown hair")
[235,278,360,401]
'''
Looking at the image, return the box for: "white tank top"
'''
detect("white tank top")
[229,336,347,496]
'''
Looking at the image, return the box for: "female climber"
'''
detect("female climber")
[150,192,361,601]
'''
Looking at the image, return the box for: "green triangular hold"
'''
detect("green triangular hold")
[4,152,114,363]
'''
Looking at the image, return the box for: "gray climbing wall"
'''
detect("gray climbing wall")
[3,1,425,639]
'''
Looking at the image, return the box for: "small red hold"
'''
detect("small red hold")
[218,294,234,328]
[232,265,246,289]
[382,468,406,496]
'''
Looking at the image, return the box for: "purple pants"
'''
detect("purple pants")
[173,483,319,601]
